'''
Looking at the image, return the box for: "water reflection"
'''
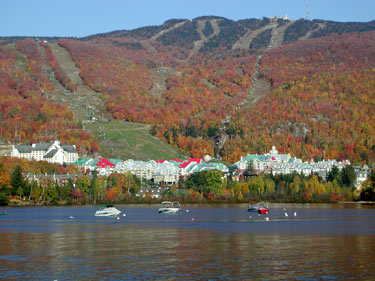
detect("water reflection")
[0,204,374,280]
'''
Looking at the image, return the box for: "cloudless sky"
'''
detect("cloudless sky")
[1,0,374,37]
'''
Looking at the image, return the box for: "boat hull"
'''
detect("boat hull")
[95,207,121,217]
[158,208,181,214]
[258,208,269,214]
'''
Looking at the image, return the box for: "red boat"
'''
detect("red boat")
[247,201,269,214]
[258,207,269,214]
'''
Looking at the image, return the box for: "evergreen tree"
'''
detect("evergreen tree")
[340,165,356,189]
[0,192,9,206]
[10,165,25,196]
[327,166,340,182]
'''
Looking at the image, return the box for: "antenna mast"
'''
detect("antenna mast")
[306,2,309,20]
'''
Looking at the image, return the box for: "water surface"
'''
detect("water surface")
[0,203,374,280]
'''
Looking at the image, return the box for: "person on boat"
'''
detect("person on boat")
[2,209,5,214]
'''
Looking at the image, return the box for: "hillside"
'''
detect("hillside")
[1,16,375,164]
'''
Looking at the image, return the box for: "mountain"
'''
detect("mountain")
[1,16,375,164]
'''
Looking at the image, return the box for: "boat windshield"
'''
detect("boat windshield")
[248,201,267,208]
[161,202,172,207]
[98,204,114,209]
[171,202,181,208]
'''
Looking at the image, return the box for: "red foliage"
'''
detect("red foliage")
[0,45,98,154]
[15,39,55,91]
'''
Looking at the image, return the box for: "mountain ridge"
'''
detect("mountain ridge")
[1,16,375,164]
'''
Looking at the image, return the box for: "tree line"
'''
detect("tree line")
[1,156,374,206]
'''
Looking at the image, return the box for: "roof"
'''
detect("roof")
[43,149,58,159]
[96,158,115,168]
[109,159,122,165]
[33,143,53,151]
[15,145,32,153]
[171,158,184,162]
[73,158,90,166]
[169,160,184,167]
[15,142,77,153]
[62,145,77,153]
[87,159,100,167]
[179,158,201,169]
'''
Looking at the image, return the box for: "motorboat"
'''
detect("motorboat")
[95,204,121,217]
[158,201,182,214]
[247,201,269,214]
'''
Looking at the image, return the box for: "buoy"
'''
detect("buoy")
[294,212,297,217]
[123,214,126,217]
[69,216,74,219]
[283,208,286,211]
[186,209,189,213]
[249,216,252,219]
[191,218,195,221]
[117,217,120,220]
[265,217,269,221]
[284,212,288,217]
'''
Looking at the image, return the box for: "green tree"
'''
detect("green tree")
[205,170,223,196]
[359,170,375,201]
[30,181,42,203]
[290,175,302,193]
[94,178,107,202]
[60,183,73,202]
[10,165,25,196]
[123,172,140,195]
[327,166,340,182]
[264,177,275,193]
[106,173,119,190]
[45,181,58,204]
[340,165,356,189]
[0,192,9,206]
[90,171,98,200]
[185,172,206,191]
[76,175,91,197]
[248,175,265,195]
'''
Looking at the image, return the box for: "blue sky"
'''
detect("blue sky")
[1,0,374,37]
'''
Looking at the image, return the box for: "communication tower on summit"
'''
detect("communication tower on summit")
[306,2,309,20]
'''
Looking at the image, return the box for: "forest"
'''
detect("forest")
[0,40,98,154]
[1,17,375,170]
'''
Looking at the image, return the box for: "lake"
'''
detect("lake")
[0,203,374,280]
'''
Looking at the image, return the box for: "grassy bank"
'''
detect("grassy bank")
[84,120,187,160]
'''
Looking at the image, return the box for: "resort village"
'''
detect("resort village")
[10,141,371,196]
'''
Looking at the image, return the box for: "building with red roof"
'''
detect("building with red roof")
[179,158,202,176]
[96,158,115,169]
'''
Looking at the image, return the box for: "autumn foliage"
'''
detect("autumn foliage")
[41,41,77,92]
[227,31,375,163]
[58,39,256,157]
[15,39,55,91]
[0,41,98,154]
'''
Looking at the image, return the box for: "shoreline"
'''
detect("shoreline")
[5,200,375,207]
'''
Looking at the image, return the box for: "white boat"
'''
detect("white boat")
[95,204,121,217]
[158,201,182,214]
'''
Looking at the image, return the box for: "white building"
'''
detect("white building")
[117,159,180,184]
[11,140,78,164]
[354,165,371,189]
[235,146,350,178]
